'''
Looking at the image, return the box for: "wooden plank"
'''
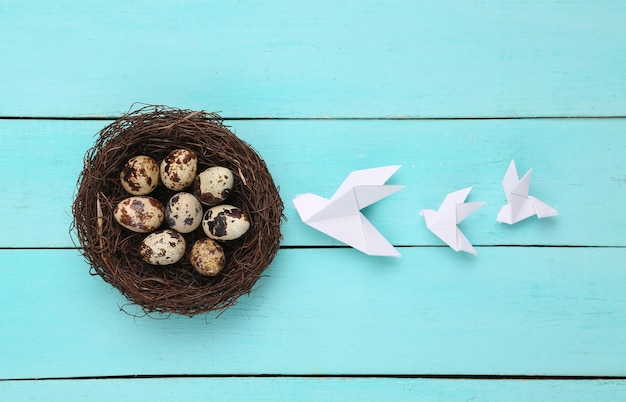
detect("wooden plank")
[1,378,625,402]
[1,247,624,379]
[1,1,625,118]
[1,118,625,248]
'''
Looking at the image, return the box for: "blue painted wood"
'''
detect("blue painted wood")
[1,378,625,402]
[1,248,625,378]
[2,0,626,398]
[1,118,625,248]
[1,1,625,118]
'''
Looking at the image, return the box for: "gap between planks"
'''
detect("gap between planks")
[0,245,622,251]
[3,374,626,382]
[1,116,626,121]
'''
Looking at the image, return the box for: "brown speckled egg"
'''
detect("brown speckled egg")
[113,196,164,233]
[120,155,159,195]
[190,238,226,276]
[202,204,250,241]
[165,192,203,233]
[160,149,198,191]
[140,229,186,265]
[193,166,234,205]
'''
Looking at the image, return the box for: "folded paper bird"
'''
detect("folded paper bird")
[293,165,404,257]
[419,187,484,255]
[496,160,559,224]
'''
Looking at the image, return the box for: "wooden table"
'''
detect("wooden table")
[2,1,625,400]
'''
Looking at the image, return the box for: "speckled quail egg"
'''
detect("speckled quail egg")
[165,192,203,233]
[202,204,250,241]
[193,166,234,205]
[113,196,164,233]
[160,149,198,191]
[190,238,226,276]
[139,229,186,265]
[120,155,159,195]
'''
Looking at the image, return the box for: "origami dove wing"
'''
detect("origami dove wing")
[419,187,484,255]
[293,166,404,257]
[496,160,559,224]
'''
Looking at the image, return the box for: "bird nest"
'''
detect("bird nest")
[72,105,284,316]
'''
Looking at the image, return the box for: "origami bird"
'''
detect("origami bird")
[419,187,484,255]
[292,165,404,257]
[496,160,559,224]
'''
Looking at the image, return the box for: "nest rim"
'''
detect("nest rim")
[72,105,284,317]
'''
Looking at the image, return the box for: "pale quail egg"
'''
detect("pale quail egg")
[202,204,250,241]
[139,229,186,265]
[120,155,159,195]
[190,238,226,276]
[193,166,234,205]
[165,192,203,233]
[113,196,164,233]
[160,149,198,191]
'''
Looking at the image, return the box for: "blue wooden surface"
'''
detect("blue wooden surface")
[2,378,626,402]
[1,247,626,379]
[1,1,626,118]
[1,1,625,400]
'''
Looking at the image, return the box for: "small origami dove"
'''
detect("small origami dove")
[496,160,559,224]
[419,187,484,256]
[293,166,404,257]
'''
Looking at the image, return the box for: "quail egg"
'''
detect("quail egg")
[113,196,164,233]
[120,155,159,195]
[160,149,198,191]
[190,238,226,276]
[139,229,186,265]
[202,204,250,241]
[193,166,234,205]
[165,192,203,233]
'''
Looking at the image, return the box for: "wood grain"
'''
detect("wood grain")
[1,1,625,118]
[1,378,625,402]
[1,247,624,379]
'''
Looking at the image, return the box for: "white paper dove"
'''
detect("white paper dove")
[419,187,484,256]
[293,165,404,257]
[496,160,559,224]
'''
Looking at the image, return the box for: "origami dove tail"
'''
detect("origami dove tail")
[529,196,559,218]
[360,215,401,257]
[456,229,478,255]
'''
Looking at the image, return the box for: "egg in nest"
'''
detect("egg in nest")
[120,155,159,195]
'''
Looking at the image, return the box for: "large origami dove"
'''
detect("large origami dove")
[419,187,484,255]
[293,166,404,257]
[496,160,559,224]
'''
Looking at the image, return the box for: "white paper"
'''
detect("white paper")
[293,166,404,257]
[496,160,559,224]
[419,187,484,255]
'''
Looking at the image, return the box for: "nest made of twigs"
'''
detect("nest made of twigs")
[72,105,284,316]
